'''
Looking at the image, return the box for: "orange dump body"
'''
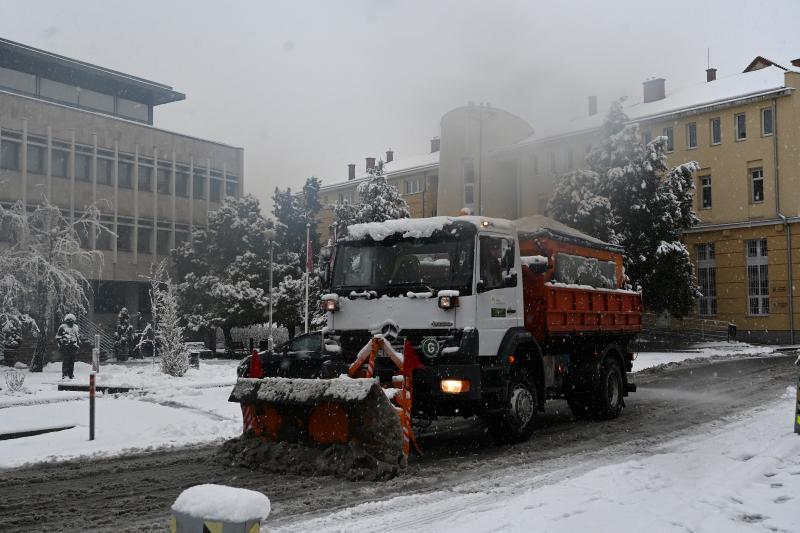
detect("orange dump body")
[519,234,643,341]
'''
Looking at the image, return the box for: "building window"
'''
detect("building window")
[663,127,674,152]
[93,281,126,314]
[118,161,133,188]
[117,225,132,251]
[225,181,238,198]
[210,180,222,202]
[643,131,652,145]
[138,165,153,191]
[193,173,206,199]
[746,239,768,316]
[751,167,764,203]
[156,229,171,254]
[40,78,79,105]
[0,66,36,94]
[405,178,422,194]
[137,227,152,254]
[700,175,712,209]
[78,88,114,114]
[118,97,149,122]
[1,140,20,170]
[27,144,45,175]
[176,171,189,197]
[75,153,91,181]
[686,122,697,149]
[463,159,475,205]
[697,243,717,316]
[97,158,113,185]
[51,149,68,178]
[337,191,352,204]
[735,113,747,141]
[157,168,171,195]
[761,107,774,136]
[710,117,721,145]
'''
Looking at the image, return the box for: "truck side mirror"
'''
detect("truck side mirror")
[323,262,332,289]
[504,271,518,287]
[476,279,486,293]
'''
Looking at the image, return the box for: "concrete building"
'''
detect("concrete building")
[0,38,243,330]
[437,58,800,343]
[317,139,440,240]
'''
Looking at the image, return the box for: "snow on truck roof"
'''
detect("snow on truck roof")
[344,214,621,252]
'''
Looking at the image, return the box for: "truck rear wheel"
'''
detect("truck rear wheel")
[487,370,537,443]
[594,357,624,420]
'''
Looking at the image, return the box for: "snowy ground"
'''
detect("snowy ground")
[632,341,776,372]
[0,359,241,468]
[0,342,784,471]
[274,389,800,533]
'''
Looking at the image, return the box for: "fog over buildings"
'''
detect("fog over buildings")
[2,0,799,210]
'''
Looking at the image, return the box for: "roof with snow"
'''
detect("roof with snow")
[320,151,439,192]
[499,65,795,151]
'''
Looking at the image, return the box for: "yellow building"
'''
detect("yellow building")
[317,141,439,241]
[437,59,800,343]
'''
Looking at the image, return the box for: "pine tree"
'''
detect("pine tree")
[353,161,410,224]
[548,102,700,317]
[149,261,189,377]
[113,307,134,361]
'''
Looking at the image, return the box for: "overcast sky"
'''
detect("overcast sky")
[3,0,799,213]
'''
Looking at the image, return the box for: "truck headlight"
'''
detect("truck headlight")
[321,299,339,312]
[438,295,459,309]
[440,379,470,394]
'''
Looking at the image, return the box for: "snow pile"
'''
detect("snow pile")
[228,376,378,404]
[346,217,454,242]
[633,342,776,372]
[172,484,270,522]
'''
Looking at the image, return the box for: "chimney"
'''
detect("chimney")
[366,157,376,171]
[348,163,356,180]
[642,78,666,103]
[430,137,440,153]
[706,68,717,82]
[588,95,598,116]
[386,149,394,163]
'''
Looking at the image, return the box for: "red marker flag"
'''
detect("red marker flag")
[402,339,426,377]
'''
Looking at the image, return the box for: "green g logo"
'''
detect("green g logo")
[420,337,440,358]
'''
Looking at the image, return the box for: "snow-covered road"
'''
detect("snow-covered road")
[277,389,799,533]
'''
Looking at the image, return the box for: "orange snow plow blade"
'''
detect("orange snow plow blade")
[228,376,405,466]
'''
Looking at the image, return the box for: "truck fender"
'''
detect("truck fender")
[497,328,545,409]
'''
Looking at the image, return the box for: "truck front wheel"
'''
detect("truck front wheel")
[487,370,537,443]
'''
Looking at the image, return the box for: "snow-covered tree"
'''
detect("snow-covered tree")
[272,177,322,280]
[272,274,323,339]
[113,307,134,361]
[149,261,189,377]
[353,161,410,224]
[173,195,272,348]
[0,198,108,371]
[548,101,700,317]
[330,161,410,240]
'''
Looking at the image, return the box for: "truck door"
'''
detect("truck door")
[476,234,522,356]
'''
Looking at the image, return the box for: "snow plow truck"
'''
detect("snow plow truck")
[229,215,642,469]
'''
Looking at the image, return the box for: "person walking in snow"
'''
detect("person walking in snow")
[56,313,80,379]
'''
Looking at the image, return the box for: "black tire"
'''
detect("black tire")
[487,370,538,443]
[593,357,624,420]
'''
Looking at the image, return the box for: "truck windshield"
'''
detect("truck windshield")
[332,234,474,296]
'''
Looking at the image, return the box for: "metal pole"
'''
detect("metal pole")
[305,222,310,334]
[90,334,98,441]
[268,242,274,351]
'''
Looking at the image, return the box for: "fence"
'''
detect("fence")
[638,312,736,347]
